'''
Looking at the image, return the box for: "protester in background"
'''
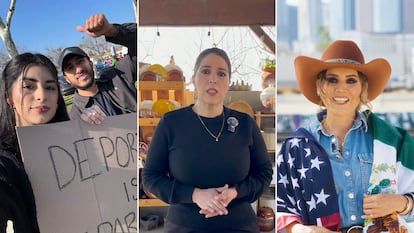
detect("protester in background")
[0,53,70,233]
[142,47,273,233]
[59,14,137,124]
[277,40,414,233]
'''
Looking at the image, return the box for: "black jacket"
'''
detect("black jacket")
[69,23,137,119]
[0,148,39,233]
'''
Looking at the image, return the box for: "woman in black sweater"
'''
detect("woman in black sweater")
[142,48,273,233]
[0,53,69,232]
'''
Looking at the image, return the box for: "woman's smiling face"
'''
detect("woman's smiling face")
[318,67,363,115]
[9,65,59,126]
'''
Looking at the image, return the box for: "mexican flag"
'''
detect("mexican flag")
[365,111,414,233]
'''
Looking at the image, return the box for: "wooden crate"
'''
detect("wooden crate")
[138,81,186,143]
[139,81,185,105]
[138,81,186,208]
[139,198,169,207]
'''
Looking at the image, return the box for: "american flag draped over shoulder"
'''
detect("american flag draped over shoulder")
[277,128,341,231]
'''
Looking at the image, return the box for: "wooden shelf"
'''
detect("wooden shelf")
[139,81,186,106]
[139,80,186,208]
[139,81,185,90]
[254,110,275,217]
[254,112,275,118]
[255,112,275,152]
[139,198,169,207]
[254,112,275,127]
[139,117,161,126]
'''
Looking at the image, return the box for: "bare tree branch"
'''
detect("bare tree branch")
[0,18,5,30]
[0,0,18,58]
[46,47,64,68]
[6,0,16,29]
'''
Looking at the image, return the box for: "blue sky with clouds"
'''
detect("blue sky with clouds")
[0,0,136,54]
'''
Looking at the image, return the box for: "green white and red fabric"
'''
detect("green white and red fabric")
[364,111,414,232]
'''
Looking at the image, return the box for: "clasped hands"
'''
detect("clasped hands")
[192,184,237,218]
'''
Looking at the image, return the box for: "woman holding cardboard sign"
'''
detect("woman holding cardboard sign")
[0,53,70,232]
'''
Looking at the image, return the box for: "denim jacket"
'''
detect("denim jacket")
[304,111,373,227]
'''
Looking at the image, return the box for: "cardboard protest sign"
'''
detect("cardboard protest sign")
[16,113,137,233]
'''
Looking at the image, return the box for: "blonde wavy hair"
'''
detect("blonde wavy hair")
[315,70,372,113]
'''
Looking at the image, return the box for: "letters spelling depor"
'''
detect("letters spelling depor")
[48,132,137,190]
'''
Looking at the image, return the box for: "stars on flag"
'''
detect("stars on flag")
[304,148,311,157]
[277,131,341,229]
[287,153,295,168]
[278,173,289,188]
[297,165,309,178]
[278,136,332,212]
[315,189,330,205]
[310,157,324,170]
[307,196,317,211]
[289,137,301,148]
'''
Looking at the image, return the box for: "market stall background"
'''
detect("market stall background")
[138,0,275,91]
[138,0,276,232]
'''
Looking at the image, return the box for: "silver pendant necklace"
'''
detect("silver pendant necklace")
[196,111,225,142]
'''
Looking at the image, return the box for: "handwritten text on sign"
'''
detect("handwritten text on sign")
[16,113,137,233]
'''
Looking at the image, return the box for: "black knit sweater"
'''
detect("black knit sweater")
[142,105,273,231]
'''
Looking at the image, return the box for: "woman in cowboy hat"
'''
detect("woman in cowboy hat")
[277,40,414,233]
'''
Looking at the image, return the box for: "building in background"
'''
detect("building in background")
[277,0,298,52]
[277,0,414,137]
[278,0,414,91]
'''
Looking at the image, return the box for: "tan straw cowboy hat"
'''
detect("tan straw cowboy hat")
[294,40,391,104]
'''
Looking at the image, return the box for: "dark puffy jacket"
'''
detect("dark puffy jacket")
[0,148,40,233]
